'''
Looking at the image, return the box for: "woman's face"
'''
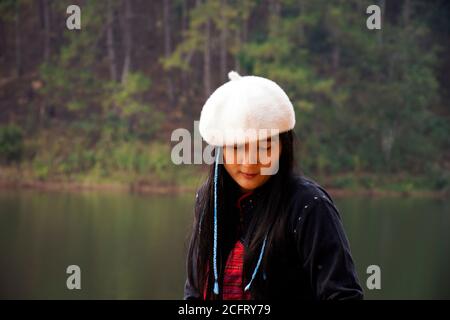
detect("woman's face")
[223,137,282,193]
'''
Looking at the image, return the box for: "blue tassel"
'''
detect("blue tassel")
[212,148,221,295]
[244,234,268,292]
[213,281,219,295]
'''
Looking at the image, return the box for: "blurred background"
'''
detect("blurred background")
[0,0,449,299]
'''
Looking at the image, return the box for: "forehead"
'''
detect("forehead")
[226,136,277,147]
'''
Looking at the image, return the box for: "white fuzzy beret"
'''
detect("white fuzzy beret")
[199,71,296,146]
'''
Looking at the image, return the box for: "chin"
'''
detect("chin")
[237,179,260,191]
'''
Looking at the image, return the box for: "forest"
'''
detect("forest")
[0,0,449,194]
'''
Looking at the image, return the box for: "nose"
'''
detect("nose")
[241,143,258,165]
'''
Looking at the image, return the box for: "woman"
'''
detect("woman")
[184,71,363,300]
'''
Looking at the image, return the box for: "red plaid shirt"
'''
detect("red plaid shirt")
[222,239,251,299]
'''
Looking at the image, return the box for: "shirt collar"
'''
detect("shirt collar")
[235,187,265,214]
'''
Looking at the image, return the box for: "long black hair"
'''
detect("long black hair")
[187,130,297,299]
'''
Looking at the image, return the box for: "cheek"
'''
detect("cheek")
[223,162,239,177]
[256,174,270,184]
[224,149,236,165]
[260,146,281,168]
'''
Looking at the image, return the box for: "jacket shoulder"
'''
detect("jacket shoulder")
[289,175,334,206]
[286,175,339,229]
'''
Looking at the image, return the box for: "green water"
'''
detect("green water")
[0,189,449,299]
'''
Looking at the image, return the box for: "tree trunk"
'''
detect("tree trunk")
[107,0,118,82]
[234,23,241,71]
[270,0,281,35]
[403,0,411,26]
[163,0,175,103]
[234,0,252,72]
[332,46,340,74]
[181,0,188,33]
[42,0,51,62]
[180,0,188,97]
[203,17,212,99]
[15,1,22,77]
[220,0,228,80]
[242,5,248,44]
[378,0,385,45]
[121,0,132,83]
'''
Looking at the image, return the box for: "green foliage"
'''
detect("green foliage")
[239,0,449,177]
[102,73,164,141]
[161,0,255,71]
[0,0,448,191]
[0,124,24,164]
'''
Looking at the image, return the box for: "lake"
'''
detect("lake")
[0,189,449,299]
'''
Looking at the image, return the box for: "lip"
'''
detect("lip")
[240,172,258,179]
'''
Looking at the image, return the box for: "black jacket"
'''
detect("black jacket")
[184,175,364,300]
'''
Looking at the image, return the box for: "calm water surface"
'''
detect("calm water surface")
[0,189,449,299]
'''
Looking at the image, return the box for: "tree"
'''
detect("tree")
[121,0,133,83]
[106,0,118,82]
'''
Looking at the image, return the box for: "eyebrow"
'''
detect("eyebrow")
[259,137,272,145]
